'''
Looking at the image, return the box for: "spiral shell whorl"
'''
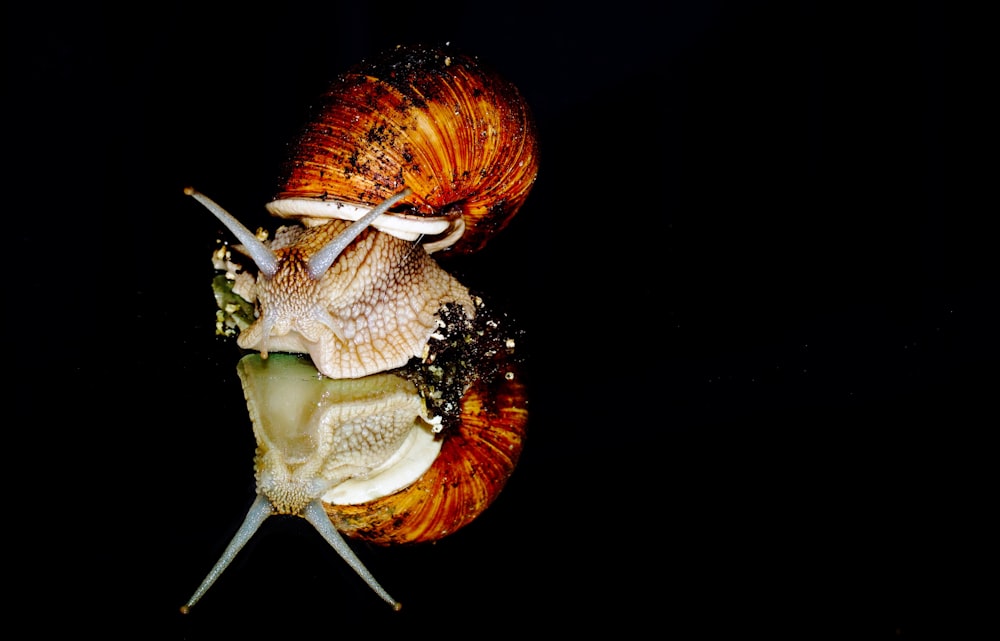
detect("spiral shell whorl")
[325,361,527,545]
[274,43,539,254]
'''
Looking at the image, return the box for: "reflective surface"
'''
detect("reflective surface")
[21,2,990,638]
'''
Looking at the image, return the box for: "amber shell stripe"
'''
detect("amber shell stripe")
[274,43,540,255]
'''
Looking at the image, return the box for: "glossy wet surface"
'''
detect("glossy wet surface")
[18,3,989,637]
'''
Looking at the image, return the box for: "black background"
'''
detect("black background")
[9,1,992,637]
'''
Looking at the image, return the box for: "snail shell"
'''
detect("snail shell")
[182,303,528,612]
[326,337,528,545]
[269,42,539,255]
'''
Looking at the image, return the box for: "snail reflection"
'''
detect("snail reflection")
[182,43,537,612]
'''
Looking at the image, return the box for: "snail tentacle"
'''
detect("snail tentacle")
[303,500,401,611]
[306,188,412,280]
[180,494,402,612]
[185,187,279,277]
[181,493,273,614]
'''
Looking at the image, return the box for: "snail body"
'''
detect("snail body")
[182,43,537,612]
[208,197,476,379]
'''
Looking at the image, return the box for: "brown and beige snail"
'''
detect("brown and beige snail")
[181,43,538,613]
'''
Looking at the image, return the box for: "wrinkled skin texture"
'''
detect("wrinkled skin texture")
[237,220,474,379]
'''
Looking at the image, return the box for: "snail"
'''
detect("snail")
[181,323,527,613]
[186,42,538,381]
[181,43,537,613]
